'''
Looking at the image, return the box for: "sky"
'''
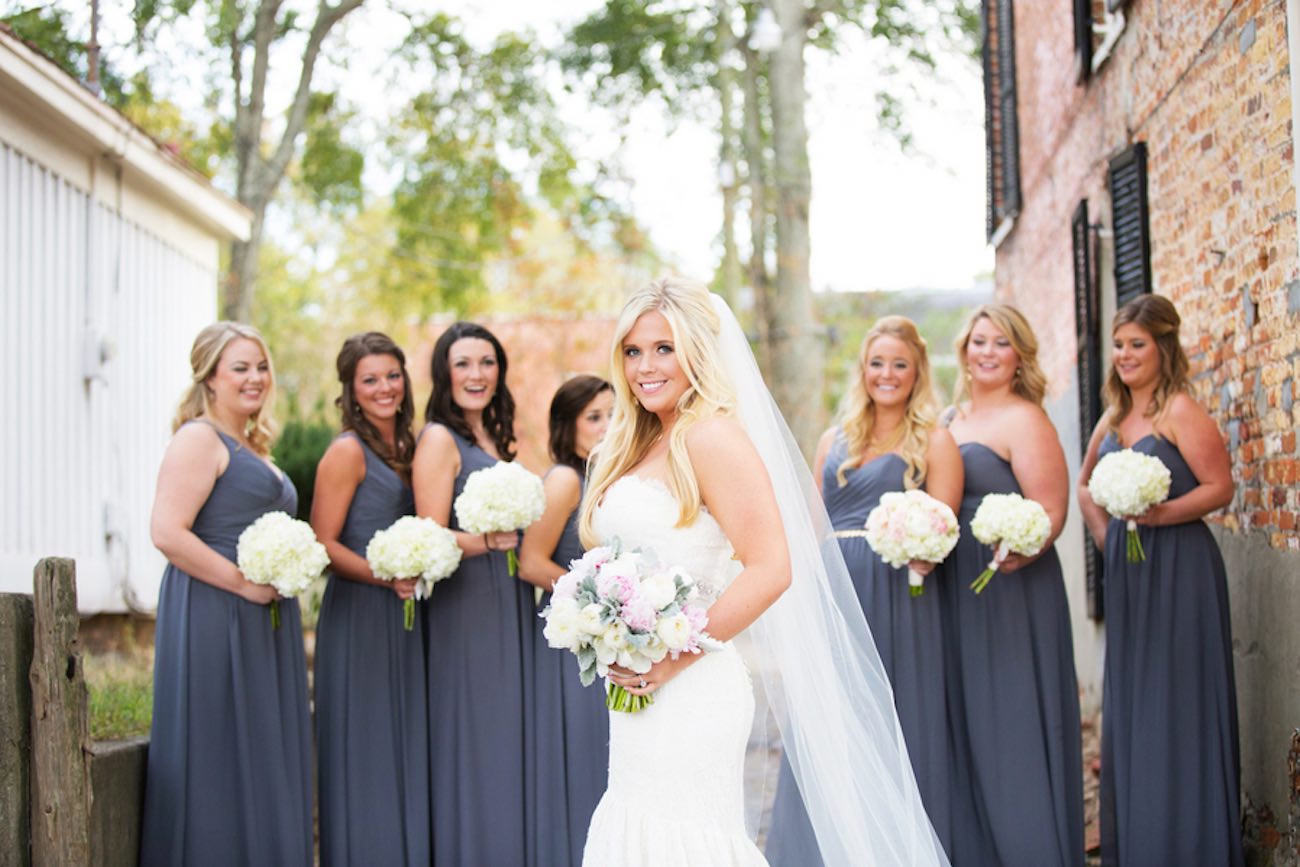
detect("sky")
[447,0,994,293]
[85,0,993,294]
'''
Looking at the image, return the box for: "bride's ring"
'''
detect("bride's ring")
[638,677,647,688]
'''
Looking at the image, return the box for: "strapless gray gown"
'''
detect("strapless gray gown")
[940,442,1083,867]
[1097,433,1242,866]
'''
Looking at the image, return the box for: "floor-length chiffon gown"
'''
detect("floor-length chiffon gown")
[528,470,609,865]
[1097,433,1242,867]
[314,432,428,866]
[423,425,535,865]
[141,422,312,867]
[940,441,1084,867]
[767,435,955,865]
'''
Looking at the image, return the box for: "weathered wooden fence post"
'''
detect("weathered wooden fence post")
[0,592,35,867]
[28,558,92,867]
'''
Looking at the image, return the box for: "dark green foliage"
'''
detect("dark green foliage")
[298,92,365,213]
[3,5,128,101]
[273,398,336,521]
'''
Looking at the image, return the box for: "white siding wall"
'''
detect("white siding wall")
[1,142,216,611]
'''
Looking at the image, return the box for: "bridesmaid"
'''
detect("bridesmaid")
[518,374,614,865]
[141,323,312,867]
[940,304,1083,867]
[311,332,428,865]
[767,315,963,864]
[1078,295,1241,866]
[412,321,534,866]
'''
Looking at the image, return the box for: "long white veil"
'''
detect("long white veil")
[710,295,950,866]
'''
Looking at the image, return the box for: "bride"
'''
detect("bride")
[579,278,950,866]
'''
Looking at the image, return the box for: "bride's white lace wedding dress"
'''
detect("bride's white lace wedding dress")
[581,473,767,866]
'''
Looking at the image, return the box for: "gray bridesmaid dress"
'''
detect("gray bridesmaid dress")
[140,422,312,867]
[314,432,429,866]
[527,471,609,866]
[1097,433,1242,866]
[423,425,534,865]
[767,434,955,864]
[940,441,1083,867]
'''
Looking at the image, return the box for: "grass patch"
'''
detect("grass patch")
[84,653,153,741]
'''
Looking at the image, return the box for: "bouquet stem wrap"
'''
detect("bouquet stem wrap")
[971,542,1008,594]
[906,568,926,597]
[1125,519,1146,562]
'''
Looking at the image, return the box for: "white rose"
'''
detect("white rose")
[640,572,679,610]
[578,603,606,635]
[655,612,692,650]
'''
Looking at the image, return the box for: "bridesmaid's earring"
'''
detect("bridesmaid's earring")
[964,369,973,382]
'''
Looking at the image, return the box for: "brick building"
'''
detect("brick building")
[983,0,1300,855]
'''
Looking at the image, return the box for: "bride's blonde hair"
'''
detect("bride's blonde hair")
[579,277,736,548]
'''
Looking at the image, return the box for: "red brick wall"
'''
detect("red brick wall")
[996,0,1299,550]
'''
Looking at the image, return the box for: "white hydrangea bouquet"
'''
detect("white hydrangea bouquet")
[1087,448,1172,562]
[453,461,546,576]
[969,493,1053,593]
[541,539,722,713]
[862,489,960,597]
[236,511,330,629]
[366,516,463,630]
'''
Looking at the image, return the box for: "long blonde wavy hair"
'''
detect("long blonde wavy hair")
[1103,294,1190,437]
[579,277,736,547]
[951,304,1048,408]
[172,321,278,456]
[837,316,936,489]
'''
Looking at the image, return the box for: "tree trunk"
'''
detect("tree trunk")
[224,206,266,322]
[741,46,772,373]
[767,0,822,457]
[29,558,91,867]
[716,0,742,308]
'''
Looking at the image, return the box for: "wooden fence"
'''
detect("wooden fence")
[1,559,146,867]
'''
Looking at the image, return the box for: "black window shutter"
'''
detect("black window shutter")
[983,0,1021,239]
[1109,142,1152,307]
[1074,0,1092,82]
[1072,200,1105,621]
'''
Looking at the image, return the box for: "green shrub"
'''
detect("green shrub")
[274,396,337,521]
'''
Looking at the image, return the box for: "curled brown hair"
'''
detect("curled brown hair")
[1104,294,1190,435]
[549,375,613,474]
[336,332,416,479]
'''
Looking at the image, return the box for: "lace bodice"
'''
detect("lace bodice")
[593,475,740,603]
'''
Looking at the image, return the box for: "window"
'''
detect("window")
[1108,142,1152,307]
[1074,0,1092,82]
[983,0,1021,240]
[1072,200,1105,621]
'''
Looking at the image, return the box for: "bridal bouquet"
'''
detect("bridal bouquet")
[453,461,546,576]
[863,489,960,596]
[366,516,463,630]
[541,539,722,713]
[969,493,1052,593]
[236,511,329,629]
[1087,448,1172,562]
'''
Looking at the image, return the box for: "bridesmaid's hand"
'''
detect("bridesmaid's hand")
[238,580,279,605]
[907,560,936,578]
[1131,503,1167,527]
[483,531,518,553]
[390,577,419,600]
[608,653,699,697]
[998,551,1044,573]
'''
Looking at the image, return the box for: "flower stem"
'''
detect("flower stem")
[404,598,415,631]
[606,683,655,714]
[270,599,281,630]
[507,549,519,577]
